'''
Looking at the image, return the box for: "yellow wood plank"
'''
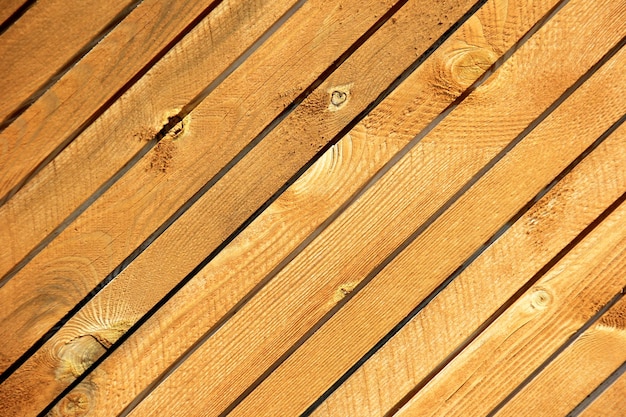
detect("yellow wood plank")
[0,0,274,204]
[8,1,482,414]
[0,0,407,372]
[0,0,134,124]
[580,368,626,417]
[495,297,626,417]
[311,121,626,417]
[394,189,626,417]
[0,0,298,281]
[232,41,626,417]
[119,1,626,415]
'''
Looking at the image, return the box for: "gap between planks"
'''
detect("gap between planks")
[492,295,626,416]
[26,0,516,414]
[393,195,626,416]
[56,1,620,414]
[234,28,626,417]
[0,0,143,129]
[310,118,626,417]
[0,0,229,206]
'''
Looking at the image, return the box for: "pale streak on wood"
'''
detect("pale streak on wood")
[579,366,626,417]
[125,0,626,415]
[0,0,132,123]
[38,0,482,413]
[312,122,626,417]
[494,297,626,416]
[0,0,249,203]
[233,38,626,417]
[0,0,322,372]
[0,0,296,283]
[394,198,626,416]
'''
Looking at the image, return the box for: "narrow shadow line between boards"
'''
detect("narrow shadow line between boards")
[383,114,626,417]
[37,0,489,414]
[0,0,36,37]
[0,0,307,383]
[0,0,229,208]
[308,32,626,417]
[567,359,626,417]
[0,0,145,132]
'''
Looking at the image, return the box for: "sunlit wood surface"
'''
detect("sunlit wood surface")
[0,0,625,415]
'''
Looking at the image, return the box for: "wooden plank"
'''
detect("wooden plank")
[0,0,420,376]
[0,0,134,124]
[231,42,626,417]
[311,121,626,417]
[118,1,626,416]
[494,297,626,417]
[0,0,299,281]
[0,0,29,28]
[36,116,407,417]
[579,368,626,417]
[0,0,264,204]
[394,199,626,417]
[6,1,481,414]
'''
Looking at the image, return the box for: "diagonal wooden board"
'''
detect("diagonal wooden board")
[231,31,626,417]
[394,198,626,416]
[103,0,626,415]
[311,121,626,417]
[579,366,626,417]
[494,296,626,416]
[0,0,300,281]
[0,0,135,125]
[0,2,482,407]
[41,2,549,409]
[1,1,485,414]
[0,0,420,371]
[0,0,289,204]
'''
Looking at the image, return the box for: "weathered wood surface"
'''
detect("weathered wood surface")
[1,0,625,415]
[0,0,260,203]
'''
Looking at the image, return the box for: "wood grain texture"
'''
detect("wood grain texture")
[580,367,626,417]
[0,0,298,284]
[394,196,626,416]
[312,121,626,417]
[0,0,29,28]
[0,0,412,375]
[124,0,626,415]
[32,1,480,415]
[232,34,626,417]
[0,0,134,124]
[0,0,229,203]
[494,297,626,417]
[42,115,407,417]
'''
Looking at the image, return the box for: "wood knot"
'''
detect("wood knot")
[331,91,347,106]
[436,43,498,94]
[333,281,359,303]
[53,383,96,417]
[529,288,552,311]
[54,323,130,382]
[327,83,352,111]
[55,335,107,382]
